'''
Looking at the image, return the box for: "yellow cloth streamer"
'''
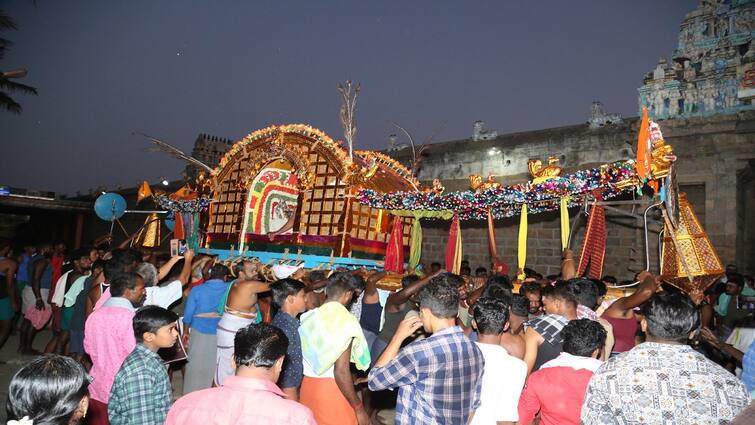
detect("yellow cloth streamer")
[517,204,528,280]
[560,196,570,250]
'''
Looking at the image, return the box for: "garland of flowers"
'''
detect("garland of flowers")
[153,194,212,213]
[357,160,637,220]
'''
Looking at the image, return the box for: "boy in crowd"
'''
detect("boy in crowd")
[108,306,179,425]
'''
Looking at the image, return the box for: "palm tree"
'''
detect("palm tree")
[1,9,37,114]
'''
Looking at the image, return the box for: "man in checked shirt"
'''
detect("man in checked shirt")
[368,273,484,424]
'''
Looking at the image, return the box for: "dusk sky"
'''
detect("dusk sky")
[1,0,697,195]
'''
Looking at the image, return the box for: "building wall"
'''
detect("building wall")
[395,111,755,280]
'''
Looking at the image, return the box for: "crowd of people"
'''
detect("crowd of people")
[0,238,753,424]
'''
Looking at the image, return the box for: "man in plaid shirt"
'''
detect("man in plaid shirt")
[368,273,484,424]
[108,306,179,425]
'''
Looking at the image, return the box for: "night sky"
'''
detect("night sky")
[1,0,697,195]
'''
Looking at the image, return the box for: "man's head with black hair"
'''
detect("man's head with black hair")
[641,291,699,342]
[601,275,617,285]
[510,294,529,318]
[562,318,607,358]
[541,283,577,315]
[460,266,471,276]
[207,263,230,281]
[487,275,513,290]
[308,270,327,284]
[725,273,745,295]
[521,283,541,315]
[270,278,307,315]
[430,262,442,273]
[568,278,599,310]
[417,274,461,331]
[401,274,420,288]
[472,297,509,336]
[482,283,512,302]
[233,323,289,382]
[69,248,92,273]
[475,267,487,277]
[109,272,146,307]
[325,272,360,305]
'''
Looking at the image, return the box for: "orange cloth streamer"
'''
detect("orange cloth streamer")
[636,107,651,182]
[445,214,462,274]
[173,213,185,240]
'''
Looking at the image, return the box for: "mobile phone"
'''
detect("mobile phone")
[170,239,187,257]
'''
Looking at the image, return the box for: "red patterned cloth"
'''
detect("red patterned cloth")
[384,216,404,273]
[577,195,606,279]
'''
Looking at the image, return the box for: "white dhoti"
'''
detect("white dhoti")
[214,313,254,386]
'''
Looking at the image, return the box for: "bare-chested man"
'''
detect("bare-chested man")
[214,259,270,385]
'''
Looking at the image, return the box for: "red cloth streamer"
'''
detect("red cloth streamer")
[445,214,462,274]
[577,194,606,279]
[173,213,185,240]
[383,216,404,273]
[487,209,508,275]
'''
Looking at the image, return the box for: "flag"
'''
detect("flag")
[136,181,153,204]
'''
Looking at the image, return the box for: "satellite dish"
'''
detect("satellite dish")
[94,193,127,221]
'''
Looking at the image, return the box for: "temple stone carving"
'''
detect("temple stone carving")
[588,101,623,128]
[638,0,755,119]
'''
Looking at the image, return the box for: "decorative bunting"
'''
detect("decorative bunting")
[357,161,636,220]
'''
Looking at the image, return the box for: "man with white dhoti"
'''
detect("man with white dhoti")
[214,261,269,386]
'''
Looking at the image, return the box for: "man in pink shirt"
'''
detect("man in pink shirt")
[166,322,316,425]
[84,271,146,425]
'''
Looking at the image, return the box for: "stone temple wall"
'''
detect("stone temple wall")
[389,111,755,280]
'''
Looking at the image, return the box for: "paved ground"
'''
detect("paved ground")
[0,328,186,423]
[0,329,395,423]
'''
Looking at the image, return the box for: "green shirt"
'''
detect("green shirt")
[108,344,171,425]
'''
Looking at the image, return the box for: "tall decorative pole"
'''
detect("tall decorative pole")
[337,80,360,160]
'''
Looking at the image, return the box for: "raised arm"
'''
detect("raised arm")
[603,271,659,316]
[561,248,576,280]
[386,271,439,307]
[176,250,195,286]
[157,256,182,281]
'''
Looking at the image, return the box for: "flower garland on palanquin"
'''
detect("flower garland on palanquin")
[356,160,637,220]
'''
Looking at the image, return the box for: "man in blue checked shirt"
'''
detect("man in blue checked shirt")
[368,273,484,424]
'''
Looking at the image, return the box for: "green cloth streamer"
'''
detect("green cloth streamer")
[409,218,423,272]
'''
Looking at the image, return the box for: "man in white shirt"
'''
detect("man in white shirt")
[470,297,527,425]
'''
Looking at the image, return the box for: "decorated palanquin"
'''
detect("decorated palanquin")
[204,124,417,266]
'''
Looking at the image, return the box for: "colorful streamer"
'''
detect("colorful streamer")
[408,218,423,272]
[445,214,462,274]
[560,196,570,250]
[517,204,528,280]
[384,216,404,273]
